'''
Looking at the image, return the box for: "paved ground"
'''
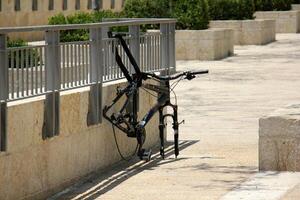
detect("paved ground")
[50,34,300,200]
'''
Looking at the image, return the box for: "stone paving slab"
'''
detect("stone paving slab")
[50,34,300,200]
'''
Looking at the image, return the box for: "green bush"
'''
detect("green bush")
[172,0,209,30]
[239,0,255,19]
[254,0,273,11]
[293,0,300,3]
[208,0,255,20]
[254,0,293,11]
[92,10,121,21]
[272,0,292,10]
[123,0,170,18]
[7,38,27,48]
[48,11,121,42]
[7,38,40,68]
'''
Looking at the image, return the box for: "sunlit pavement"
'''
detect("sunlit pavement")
[50,34,300,200]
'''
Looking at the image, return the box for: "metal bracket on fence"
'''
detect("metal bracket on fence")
[87,27,103,126]
[0,34,7,151]
[43,30,60,139]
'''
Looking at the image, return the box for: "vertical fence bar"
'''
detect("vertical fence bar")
[43,30,60,139]
[87,27,103,125]
[0,34,7,151]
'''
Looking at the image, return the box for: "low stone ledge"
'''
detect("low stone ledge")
[209,19,276,45]
[0,80,160,200]
[176,29,234,60]
[292,4,300,11]
[259,104,300,171]
[254,11,300,33]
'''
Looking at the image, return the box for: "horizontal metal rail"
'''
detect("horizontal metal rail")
[0,19,176,33]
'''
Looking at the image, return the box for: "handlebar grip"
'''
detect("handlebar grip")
[190,70,209,75]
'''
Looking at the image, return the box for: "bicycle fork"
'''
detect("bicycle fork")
[159,104,180,159]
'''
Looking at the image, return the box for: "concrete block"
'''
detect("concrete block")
[292,4,300,11]
[209,20,276,45]
[255,11,300,33]
[176,29,234,60]
[259,104,300,171]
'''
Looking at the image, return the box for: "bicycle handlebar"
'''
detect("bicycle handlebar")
[146,69,209,81]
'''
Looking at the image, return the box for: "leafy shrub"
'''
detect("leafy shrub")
[48,11,121,42]
[7,38,27,48]
[92,10,122,21]
[293,0,300,3]
[123,0,170,18]
[208,0,255,20]
[239,0,255,19]
[49,12,91,42]
[272,0,292,10]
[254,0,273,11]
[7,38,40,68]
[254,0,293,11]
[172,0,209,30]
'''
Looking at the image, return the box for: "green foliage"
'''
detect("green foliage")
[7,38,40,68]
[92,10,122,22]
[123,0,170,18]
[254,0,293,11]
[208,0,255,20]
[293,0,300,4]
[7,38,27,48]
[272,0,292,10]
[239,0,255,19]
[172,0,209,30]
[48,11,121,42]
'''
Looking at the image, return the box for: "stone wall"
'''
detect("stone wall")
[209,20,276,45]
[254,11,300,33]
[292,4,300,11]
[0,0,124,41]
[176,29,234,60]
[259,104,300,172]
[0,79,160,200]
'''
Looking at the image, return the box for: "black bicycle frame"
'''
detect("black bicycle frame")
[103,32,208,161]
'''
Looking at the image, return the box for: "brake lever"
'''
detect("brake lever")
[185,73,196,80]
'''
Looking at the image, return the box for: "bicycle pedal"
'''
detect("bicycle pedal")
[139,149,152,161]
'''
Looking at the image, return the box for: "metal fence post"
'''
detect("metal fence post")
[87,27,103,125]
[43,30,60,139]
[160,23,170,75]
[0,34,7,151]
[129,25,140,112]
[129,25,140,73]
[169,23,176,73]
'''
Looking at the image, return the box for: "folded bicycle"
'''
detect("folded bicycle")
[103,32,208,161]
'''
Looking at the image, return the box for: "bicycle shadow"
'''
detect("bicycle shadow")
[49,140,199,200]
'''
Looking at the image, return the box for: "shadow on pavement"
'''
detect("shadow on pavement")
[49,140,199,200]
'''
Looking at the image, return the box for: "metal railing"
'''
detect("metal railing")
[0,18,176,151]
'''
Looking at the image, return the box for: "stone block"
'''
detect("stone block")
[292,4,300,11]
[209,19,276,45]
[176,29,234,60]
[259,104,300,171]
[255,11,300,33]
